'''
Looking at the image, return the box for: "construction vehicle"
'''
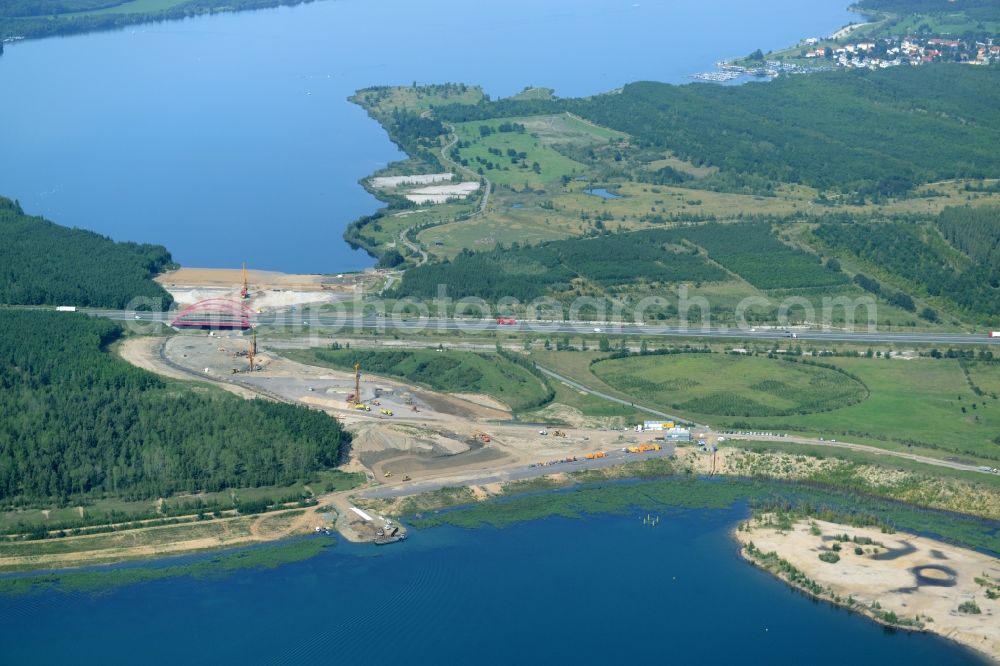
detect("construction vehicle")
[402,474,411,482]
[627,443,662,454]
[552,430,567,437]
[384,471,392,478]
[474,431,491,443]
[380,408,393,416]
[354,403,371,411]
[585,451,607,460]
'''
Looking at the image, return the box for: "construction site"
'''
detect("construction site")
[111,262,690,545]
[121,320,683,543]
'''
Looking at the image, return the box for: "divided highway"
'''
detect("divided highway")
[92,309,1000,346]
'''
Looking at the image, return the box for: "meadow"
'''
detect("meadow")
[534,349,1000,462]
[289,348,553,411]
[593,353,868,417]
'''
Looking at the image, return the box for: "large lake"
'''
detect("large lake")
[0,504,984,664]
[0,0,859,273]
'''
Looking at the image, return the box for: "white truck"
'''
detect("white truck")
[55,306,77,312]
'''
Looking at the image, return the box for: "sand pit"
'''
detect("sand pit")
[736,517,1000,660]
[405,181,480,204]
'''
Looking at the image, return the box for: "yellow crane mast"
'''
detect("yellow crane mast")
[240,262,250,299]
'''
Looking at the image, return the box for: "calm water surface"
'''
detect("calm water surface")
[0,505,985,665]
[0,0,859,272]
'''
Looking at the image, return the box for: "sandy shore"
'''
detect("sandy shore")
[735,517,1000,661]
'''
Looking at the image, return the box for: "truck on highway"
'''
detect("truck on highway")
[55,306,77,312]
[990,332,1000,338]
[496,318,517,325]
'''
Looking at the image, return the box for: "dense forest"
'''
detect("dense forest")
[393,222,842,301]
[432,66,1000,194]
[0,0,315,40]
[936,205,1000,273]
[674,223,847,290]
[815,217,1000,322]
[0,197,175,310]
[0,311,350,503]
[392,229,727,301]
[858,0,1000,22]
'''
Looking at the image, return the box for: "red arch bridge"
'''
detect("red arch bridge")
[170,299,255,330]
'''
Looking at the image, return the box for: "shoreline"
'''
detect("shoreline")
[734,516,1000,662]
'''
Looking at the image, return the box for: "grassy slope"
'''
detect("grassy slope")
[287,348,551,411]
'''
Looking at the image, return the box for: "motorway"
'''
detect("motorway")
[94,309,1000,346]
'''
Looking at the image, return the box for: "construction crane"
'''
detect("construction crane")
[240,262,250,300]
[247,328,257,372]
[353,362,362,405]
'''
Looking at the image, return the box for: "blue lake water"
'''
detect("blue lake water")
[0,0,860,273]
[585,187,624,199]
[0,504,984,665]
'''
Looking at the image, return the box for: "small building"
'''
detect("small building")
[641,420,675,431]
[663,427,691,442]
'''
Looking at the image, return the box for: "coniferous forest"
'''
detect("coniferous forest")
[0,197,175,310]
[0,310,349,503]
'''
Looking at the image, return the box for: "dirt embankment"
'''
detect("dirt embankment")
[735,517,1000,661]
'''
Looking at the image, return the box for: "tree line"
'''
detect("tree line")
[0,197,175,310]
[1,0,318,41]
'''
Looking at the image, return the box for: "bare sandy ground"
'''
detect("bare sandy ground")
[736,518,1000,661]
[117,337,258,399]
[405,181,480,204]
[830,22,872,39]
[158,267,332,290]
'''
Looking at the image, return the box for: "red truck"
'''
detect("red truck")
[496,318,517,325]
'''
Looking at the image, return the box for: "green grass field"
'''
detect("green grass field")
[593,353,868,417]
[288,348,552,411]
[533,349,1000,462]
[451,113,622,190]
